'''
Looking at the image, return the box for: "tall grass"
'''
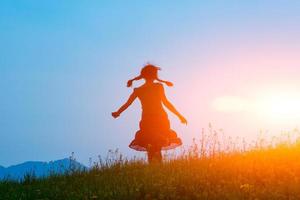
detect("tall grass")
[1,126,300,200]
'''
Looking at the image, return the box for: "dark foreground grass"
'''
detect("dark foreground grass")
[2,129,300,200]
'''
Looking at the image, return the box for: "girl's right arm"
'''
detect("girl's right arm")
[112,91,137,118]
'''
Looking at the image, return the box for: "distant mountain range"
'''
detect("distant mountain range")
[0,158,87,181]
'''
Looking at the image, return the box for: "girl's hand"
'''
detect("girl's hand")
[112,111,120,118]
[179,115,187,125]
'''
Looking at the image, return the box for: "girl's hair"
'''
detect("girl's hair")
[127,64,173,87]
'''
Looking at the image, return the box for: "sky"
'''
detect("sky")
[1,0,300,167]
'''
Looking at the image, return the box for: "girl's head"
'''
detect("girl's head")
[127,64,173,87]
[140,64,160,80]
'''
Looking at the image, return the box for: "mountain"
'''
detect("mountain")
[0,158,87,181]
[0,166,5,177]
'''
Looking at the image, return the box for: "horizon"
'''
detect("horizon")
[1,0,300,167]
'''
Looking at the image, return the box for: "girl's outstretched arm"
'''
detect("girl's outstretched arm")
[112,91,137,118]
[160,86,187,124]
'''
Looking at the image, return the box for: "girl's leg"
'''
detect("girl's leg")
[147,145,162,163]
[147,145,154,163]
[147,150,154,163]
[154,149,162,163]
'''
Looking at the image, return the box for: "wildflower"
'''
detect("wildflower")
[240,183,253,192]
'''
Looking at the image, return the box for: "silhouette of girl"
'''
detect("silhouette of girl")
[112,64,187,163]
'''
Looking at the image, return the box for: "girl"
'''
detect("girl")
[112,64,187,163]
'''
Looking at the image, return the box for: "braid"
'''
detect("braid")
[156,78,174,87]
[127,75,142,87]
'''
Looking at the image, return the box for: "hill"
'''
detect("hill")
[1,128,300,200]
[0,158,86,181]
[1,143,300,199]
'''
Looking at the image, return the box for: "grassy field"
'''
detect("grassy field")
[1,128,300,200]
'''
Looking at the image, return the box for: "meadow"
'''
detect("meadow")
[1,126,300,200]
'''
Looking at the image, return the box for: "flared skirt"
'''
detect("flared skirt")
[129,114,182,151]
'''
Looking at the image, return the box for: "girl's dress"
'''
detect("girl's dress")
[129,83,182,151]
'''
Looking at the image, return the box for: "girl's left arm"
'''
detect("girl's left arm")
[112,91,137,118]
[160,85,187,125]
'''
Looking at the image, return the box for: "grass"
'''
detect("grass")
[1,126,300,200]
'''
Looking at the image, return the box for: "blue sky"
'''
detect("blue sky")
[1,0,300,166]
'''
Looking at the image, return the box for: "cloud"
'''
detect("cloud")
[212,96,250,112]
